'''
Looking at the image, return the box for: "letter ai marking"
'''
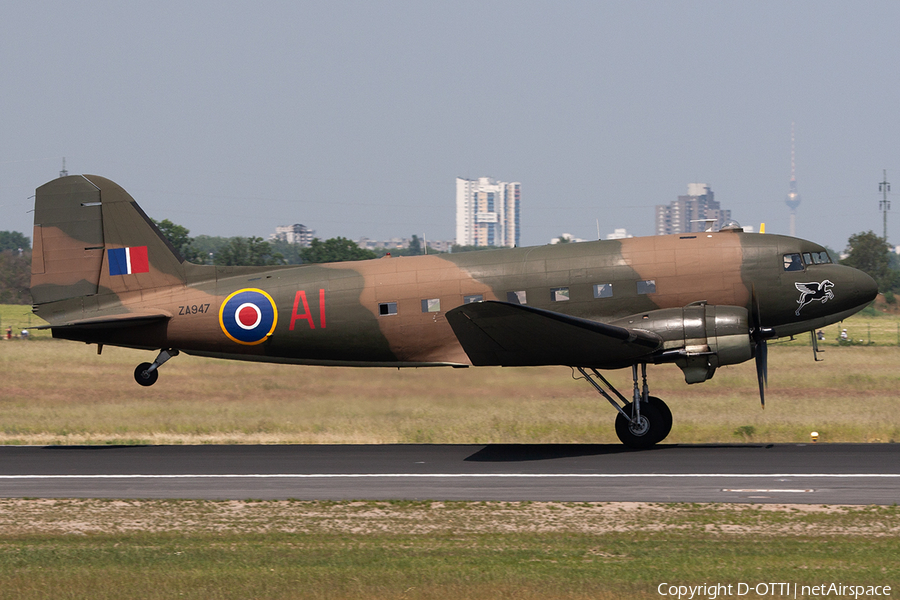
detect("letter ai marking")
[289,289,327,331]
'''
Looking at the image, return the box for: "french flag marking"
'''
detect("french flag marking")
[108,246,150,276]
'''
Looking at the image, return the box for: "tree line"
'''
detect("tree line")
[0,232,31,304]
[841,231,900,304]
[154,220,482,265]
[154,219,379,266]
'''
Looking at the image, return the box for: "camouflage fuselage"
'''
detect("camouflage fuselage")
[37,226,876,368]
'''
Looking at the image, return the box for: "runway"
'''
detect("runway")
[1,443,898,504]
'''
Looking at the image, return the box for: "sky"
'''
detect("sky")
[2,1,899,252]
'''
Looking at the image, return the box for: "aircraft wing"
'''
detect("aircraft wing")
[445,301,662,368]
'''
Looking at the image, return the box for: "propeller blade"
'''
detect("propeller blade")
[751,284,769,409]
[750,285,762,331]
[755,339,767,409]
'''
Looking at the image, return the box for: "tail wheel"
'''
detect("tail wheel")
[134,362,159,387]
[615,396,672,448]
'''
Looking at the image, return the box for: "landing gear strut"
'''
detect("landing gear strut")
[576,364,672,448]
[134,349,179,387]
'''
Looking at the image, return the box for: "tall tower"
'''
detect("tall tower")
[879,170,890,242]
[784,123,801,237]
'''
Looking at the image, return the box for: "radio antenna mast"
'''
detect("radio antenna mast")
[784,124,801,237]
[879,170,891,242]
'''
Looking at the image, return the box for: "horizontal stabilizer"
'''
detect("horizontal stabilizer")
[36,312,171,330]
[445,301,661,367]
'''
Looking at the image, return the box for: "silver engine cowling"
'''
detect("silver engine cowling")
[609,304,752,383]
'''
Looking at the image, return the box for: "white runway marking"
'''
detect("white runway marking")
[723,489,815,493]
[1,473,898,479]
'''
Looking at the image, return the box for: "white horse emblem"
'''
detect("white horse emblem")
[794,280,835,316]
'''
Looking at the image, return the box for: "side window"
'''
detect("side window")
[421,298,440,313]
[802,252,812,265]
[783,253,804,271]
[636,280,656,295]
[550,287,569,302]
[378,302,398,316]
[507,290,527,305]
[593,283,613,299]
[463,294,483,304]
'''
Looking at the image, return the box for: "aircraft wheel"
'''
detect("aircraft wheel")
[647,396,673,441]
[134,362,159,387]
[615,397,672,448]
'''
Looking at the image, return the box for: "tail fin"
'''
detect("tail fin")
[31,175,186,305]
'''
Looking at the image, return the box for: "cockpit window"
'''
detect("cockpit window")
[783,253,804,271]
[788,251,832,270]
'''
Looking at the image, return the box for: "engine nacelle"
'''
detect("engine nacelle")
[609,304,752,384]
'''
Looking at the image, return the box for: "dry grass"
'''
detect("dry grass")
[1,499,898,537]
[2,335,899,445]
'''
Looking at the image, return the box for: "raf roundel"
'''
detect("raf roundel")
[219,289,278,345]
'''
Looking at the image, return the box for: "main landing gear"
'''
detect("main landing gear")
[576,364,672,448]
[134,349,179,387]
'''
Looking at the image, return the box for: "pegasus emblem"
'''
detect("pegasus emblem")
[794,280,835,316]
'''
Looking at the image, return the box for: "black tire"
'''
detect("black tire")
[647,395,673,441]
[615,396,672,448]
[134,362,159,387]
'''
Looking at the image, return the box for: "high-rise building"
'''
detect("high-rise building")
[456,177,520,247]
[655,183,731,235]
[270,224,315,247]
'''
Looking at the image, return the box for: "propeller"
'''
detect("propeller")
[755,333,768,408]
[750,286,775,409]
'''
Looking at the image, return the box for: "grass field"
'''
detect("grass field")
[0,500,897,599]
[0,304,47,340]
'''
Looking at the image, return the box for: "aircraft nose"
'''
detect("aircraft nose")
[849,267,879,305]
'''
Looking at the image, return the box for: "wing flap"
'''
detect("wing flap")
[445,301,661,367]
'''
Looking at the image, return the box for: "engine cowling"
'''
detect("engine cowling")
[609,304,752,384]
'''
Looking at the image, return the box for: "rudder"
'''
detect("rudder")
[31,175,186,305]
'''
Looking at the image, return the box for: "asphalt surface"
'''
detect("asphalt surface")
[1,443,898,503]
